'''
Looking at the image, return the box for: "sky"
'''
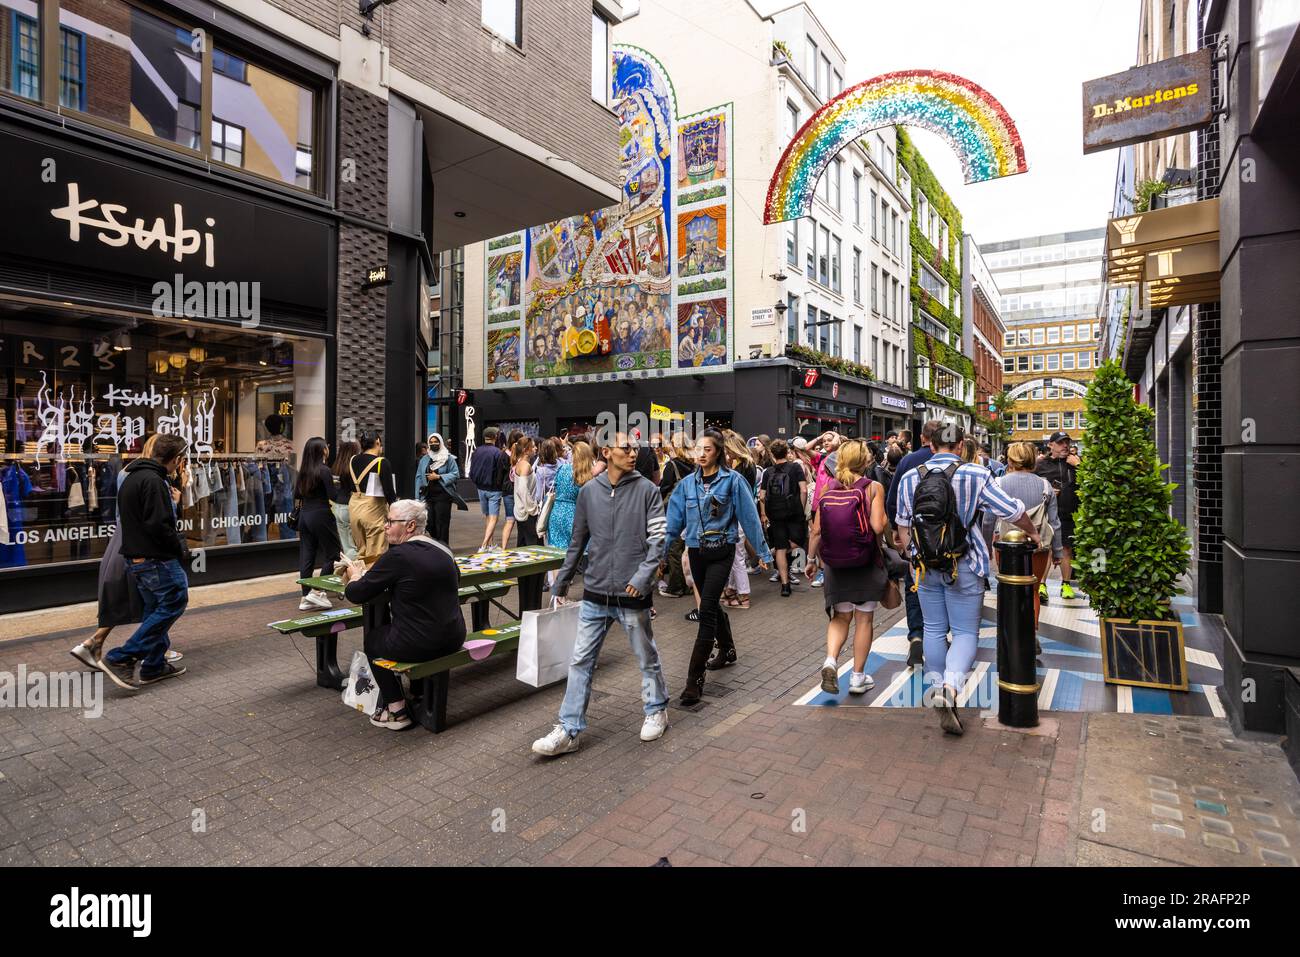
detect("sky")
[755,0,1142,245]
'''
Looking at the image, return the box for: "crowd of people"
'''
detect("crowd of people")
[70,409,1084,741]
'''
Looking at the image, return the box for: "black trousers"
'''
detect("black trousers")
[687,544,735,674]
[425,490,453,544]
[365,622,464,707]
[298,505,342,595]
[515,515,542,611]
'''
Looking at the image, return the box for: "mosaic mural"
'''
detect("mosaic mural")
[483,46,733,389]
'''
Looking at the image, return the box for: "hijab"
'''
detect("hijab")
[427,432,452,472]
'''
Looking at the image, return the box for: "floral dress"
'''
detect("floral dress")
[546,461,579,551]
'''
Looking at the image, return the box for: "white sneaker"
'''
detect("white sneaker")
[640,711,668,742]
[848,672,875,694]
[811,572,825,588]
[532,724,579,757]
[305,590,332,609]
[70,641,99,669]
[769,571,781,583]
[299,597,316,610]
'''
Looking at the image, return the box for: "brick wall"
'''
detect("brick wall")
[334,82,389,435]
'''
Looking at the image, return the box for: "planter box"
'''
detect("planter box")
[1099,617,1188,691]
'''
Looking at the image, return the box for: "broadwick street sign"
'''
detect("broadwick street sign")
[1082,48,1213,154]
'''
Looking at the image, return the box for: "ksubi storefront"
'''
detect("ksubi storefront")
[0,125,335,613]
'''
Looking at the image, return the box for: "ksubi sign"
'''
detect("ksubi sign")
[1082,48,1213,154]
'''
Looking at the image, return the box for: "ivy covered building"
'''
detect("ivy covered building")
[897,128,977,435]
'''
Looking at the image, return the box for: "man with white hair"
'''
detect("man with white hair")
[342,499,466,730]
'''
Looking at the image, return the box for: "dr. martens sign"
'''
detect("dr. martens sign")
[1082,49,1213,154]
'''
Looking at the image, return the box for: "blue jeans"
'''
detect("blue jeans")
[558,600,668,736]
[917,562,986,692]
[904,562,924,640]
[477,489,502,517]
[106,559,189,676]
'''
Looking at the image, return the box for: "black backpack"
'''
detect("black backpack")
[909,463,976,579]
[763,462,803,520]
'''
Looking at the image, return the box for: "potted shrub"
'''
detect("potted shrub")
[1074,360,1192,690]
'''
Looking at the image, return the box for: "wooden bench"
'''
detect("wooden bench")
[268,580,517,689]
[373,619,524,733]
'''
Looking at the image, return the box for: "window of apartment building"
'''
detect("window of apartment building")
[893,278,901,324]
[1079,351,1091,369]
[1032,328,1045,345]
[806,37,818,92]
[832,159,842,213]
[1047,326,1060,344]
[832,318,842,357]
[928,209,937,246]
[872,336,879,372]
[1063,411,1075,429]
[1004,358,1015,373]
[1077,322,1090,340]
[483,0,522,46]
[1004,332,1015,348]
[886,147,895,180]
[918,263,947,301]
[59,27,86,110]
[832,69,843,97]
[1032,355,1044,371]
[818,225,830,286]
[853,324,861,363]
[1032,387,1044,399]
[805,218,816,279]
[1017,356,1029,372]
[1016,413,1029,431]
[1018,330,1031,346]
[821,54,831,100]
[787,101,800,141]
[880,198,889,245]
[871,265,879,313]
[852,171,863,225]
[881,271,890,318]
[818,167,830,205]
[896,348,902,386]
[1079,413,1088,430]
[591,9,609,104]
[852,248,862,303]
[7,9,39,100]
[820,310,831,353]
[806,303,817,347]
[1062,352,1075,370]
[787,220,798,267]
[1047,413,1059,430]
[831,236,841,293]
[211,118,245,167]
[1062,325,1075,343]
[870,190,879,241]
[787,294,799,345]
[891,211,900,258]
[1046,353,1059,371]
[1032,412,1044,431]
[1047,387,1060,398]
[1092,322,1100,340]
[876,133,886,167]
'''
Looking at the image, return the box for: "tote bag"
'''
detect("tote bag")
[517,601,581,688]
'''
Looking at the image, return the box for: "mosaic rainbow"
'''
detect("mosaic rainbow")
[764,70,1028,224]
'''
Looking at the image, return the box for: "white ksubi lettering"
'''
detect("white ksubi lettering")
[50,182,216,267]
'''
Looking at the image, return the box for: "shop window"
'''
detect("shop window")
[211,117,245,167]
[483,0,522,46]
[212,46,317,189]
[8,9,40,100]
[0,315,327,571]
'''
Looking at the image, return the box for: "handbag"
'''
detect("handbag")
[880,577,902,610]
[536,490,557,536]
[695,476,731,561]
[517,602,581,687]
[287,496,302,531]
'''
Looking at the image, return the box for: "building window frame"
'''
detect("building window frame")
[590,8,610,105]
[852,247,862,303]
[483,0,523,48]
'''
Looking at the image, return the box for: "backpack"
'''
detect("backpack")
[763,462,803,520]
[817,476,878,569]
[995,476,1054,550]
[909,463,975,579]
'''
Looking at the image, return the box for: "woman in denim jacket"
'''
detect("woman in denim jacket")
[665,430,771,704]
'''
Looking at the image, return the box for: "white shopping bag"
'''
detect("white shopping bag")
[517,601,581,688]
[342,650,381,714]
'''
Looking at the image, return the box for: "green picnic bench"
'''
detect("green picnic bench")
[373,619,524,732]
[268,580,516,689]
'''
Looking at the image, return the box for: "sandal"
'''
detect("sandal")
[370,705,414,731]
[723,594,750,609]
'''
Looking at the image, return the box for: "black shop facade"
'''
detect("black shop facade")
[0,120,337,614]
[469,358,908,444]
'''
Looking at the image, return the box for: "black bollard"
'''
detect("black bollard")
[994,529,1039,727]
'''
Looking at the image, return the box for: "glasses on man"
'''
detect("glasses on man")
[383,517,412,526]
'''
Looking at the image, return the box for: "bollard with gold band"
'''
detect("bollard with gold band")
[995,528,1039,728]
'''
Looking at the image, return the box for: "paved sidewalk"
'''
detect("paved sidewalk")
[1,517,1295,866]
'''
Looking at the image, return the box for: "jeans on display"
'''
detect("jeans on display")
[269,464,296,540]
[244,463,267,542]
[686,544,736,687]
[558,601,668,737]
[221,472,241,545]
[917,562,987,693]
[297,505,342,595]
[105,559,189,676]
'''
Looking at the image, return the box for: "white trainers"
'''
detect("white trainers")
[848,672,875,694]
[640,711,668,742]
[70,641,99,669]
[532,724,579,757]
[769,571,781,583]
[300,590,332,611]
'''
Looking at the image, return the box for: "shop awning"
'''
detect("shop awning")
[420,108,623,253]
[1105,198,1220,310]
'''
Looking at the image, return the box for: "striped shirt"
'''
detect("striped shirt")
[894,452,1025,578]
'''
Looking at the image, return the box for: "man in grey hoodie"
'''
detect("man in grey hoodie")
[532,432,670,756]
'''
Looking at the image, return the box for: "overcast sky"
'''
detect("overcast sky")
[756,0,1142,245]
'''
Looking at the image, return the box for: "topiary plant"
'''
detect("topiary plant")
[1074,360,1190,622]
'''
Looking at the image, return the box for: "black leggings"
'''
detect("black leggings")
[365,623,464,707]
[688,544,735,654]
[425,490,452,544]
[298,505,342,595]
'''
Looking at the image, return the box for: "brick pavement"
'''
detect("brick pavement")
[1,515,1294,866]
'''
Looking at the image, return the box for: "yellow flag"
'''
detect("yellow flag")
[650,403,672,421]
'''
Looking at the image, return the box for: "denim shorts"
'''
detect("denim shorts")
[477,490,502,516]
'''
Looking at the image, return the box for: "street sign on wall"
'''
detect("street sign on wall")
[1082,48,1213,154]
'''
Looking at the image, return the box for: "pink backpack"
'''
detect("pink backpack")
[817,476,878,569]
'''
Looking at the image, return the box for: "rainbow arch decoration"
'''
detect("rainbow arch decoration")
[765,70,1027,224]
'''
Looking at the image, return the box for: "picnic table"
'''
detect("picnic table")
[291,545,568,730]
